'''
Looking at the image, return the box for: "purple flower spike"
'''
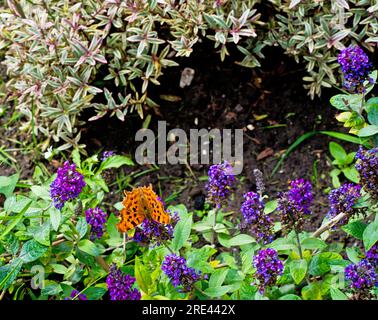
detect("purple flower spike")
[161,254,201,292]
[345,260,377,294]
[277,179,313,232]
[366,245,378,268]
[50,161,86,210]
[355,147,378,200]
[327,183,361,224]
[253,248,283,293]
[240,191,274,244]
[85,207,107,240]
[206,161,236,208]
[106,264,141,300]
[338,46,373,93]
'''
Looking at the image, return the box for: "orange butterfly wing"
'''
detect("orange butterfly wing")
[141,185,171,225]
[117,189,146,233]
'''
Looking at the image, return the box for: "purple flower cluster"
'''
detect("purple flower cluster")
[240,192,274,244]
[50,161,86,210]
[65,289,87,300]
[161,254,201,292]
[253,248,283,293]
[206,161,236,208]
[85,207,107,240]
[277,179,313,232]
[338,46,373,93]
[133,203,179,246]
[355,147,378,200]
[106,264,141,300]
[327,183,361,223]
[366,245,378,268]
[101,150,115,161]
[345,260,377,291]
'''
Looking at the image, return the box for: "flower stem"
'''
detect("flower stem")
[294,230,303,259]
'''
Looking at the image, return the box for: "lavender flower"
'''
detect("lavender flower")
[206,161,236,208]
[50,161,86,210]
[277,179,313,232]
[240,192,274,244]
[366,245,378,268]
[338,46,373,93]
[355,147,378,200]
[101,150,115,161]
[327,183,361,224]
[161,254,201,292]
[345,260,377,299]
[253,248,283,293]
[106,264,141,300]
[65,289,87,300]
[85,207,107,240]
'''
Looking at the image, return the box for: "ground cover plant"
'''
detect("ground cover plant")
[0,0,377,302]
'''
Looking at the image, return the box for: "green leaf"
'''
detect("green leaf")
[135,256,152,294]
[309,252,343,276]
[83,287,107,300]
[330,288,348,300]
[358,125,378,137]
[346,247,361,264]
[41,282,63,296]
[51,264,68,275]
[301,238,327,250]
[0,200,32,240]
[72,149,81,168]
[363,221,378,251]
[209,268,228,288]
[269,238,296,251]
[76,217,88,239]
[319,131,365,145]
[30,185,50,200]
[172,212,192,251]
[289,259,307,284]
[264,200,278,214]
[279,294,302,300]
[301,282,322,300]
[329,142,347,161]
[342,167,359,183]
[0,173,19,198]
[367,105,378,125]
[19,240,48,263]
[50,207,61,231]
[330,94,350,111]
[218,234,255,248]
[341,220,367,240]
[33,221,51,246]
[99,155,134,171]
[106,213,121,239]
[77,239,100,256]
[203,285,232,298]
[0,258,23,290]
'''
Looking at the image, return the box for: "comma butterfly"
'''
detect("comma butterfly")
[117,184,171,233]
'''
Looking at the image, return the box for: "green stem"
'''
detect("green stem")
[294,230,303,260]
